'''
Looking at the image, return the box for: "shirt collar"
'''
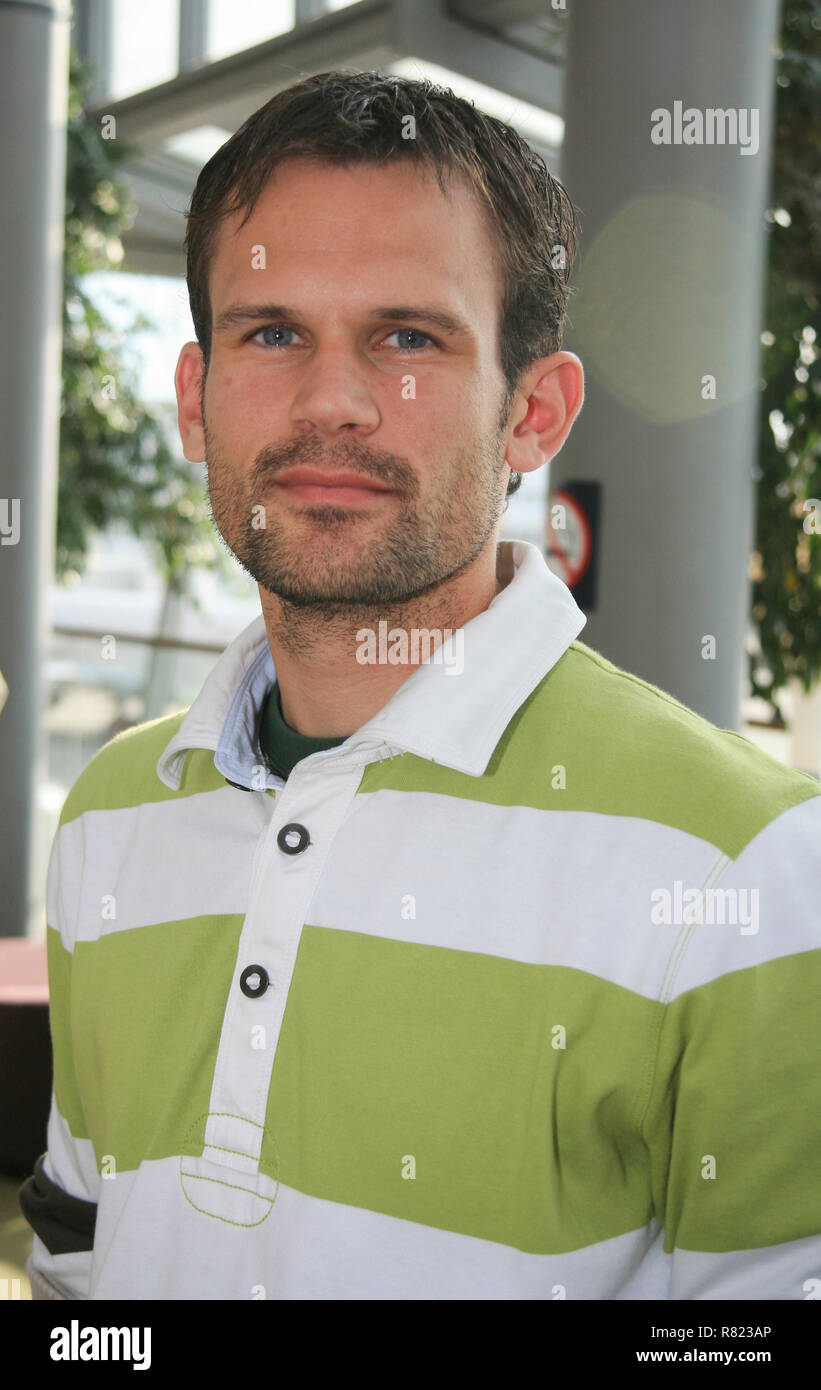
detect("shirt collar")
[156,538,586,790]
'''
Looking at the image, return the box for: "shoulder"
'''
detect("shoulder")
[58,709,190,828]
[522,640,820,857]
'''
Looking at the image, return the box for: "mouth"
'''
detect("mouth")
[272,471,396,507]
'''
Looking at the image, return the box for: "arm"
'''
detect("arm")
[641,793,821,1299]
[18,829,100,1300]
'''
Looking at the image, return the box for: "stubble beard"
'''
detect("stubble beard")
[203,410,511,637]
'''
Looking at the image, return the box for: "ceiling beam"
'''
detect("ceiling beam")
[394,0,562,114]
[87,1,399,146]
[87,0,562,151]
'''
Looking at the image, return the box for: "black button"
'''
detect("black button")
[277,823,310,855]
[240,965,269,998]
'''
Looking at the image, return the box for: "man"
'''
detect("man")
[21,70,821,1301]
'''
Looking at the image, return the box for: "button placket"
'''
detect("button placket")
[203,761,370,1170]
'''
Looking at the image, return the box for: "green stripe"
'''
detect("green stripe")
[264,926,657,1253]
[47,927,90,1140]
[641,948,821,1252]
[60,913,821,1255]
[62,914,658,1248]
[69,917,244,1172]
[360,642,821,859]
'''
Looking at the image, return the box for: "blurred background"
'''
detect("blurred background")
[0,0,819,1296]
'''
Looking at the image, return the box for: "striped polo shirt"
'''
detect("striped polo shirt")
[21,538,821,1300]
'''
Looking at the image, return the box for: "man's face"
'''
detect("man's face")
[197,156,513,611]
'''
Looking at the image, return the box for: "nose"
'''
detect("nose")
[289,342,382,438]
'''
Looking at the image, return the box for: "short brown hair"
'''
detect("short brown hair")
[184,69,579,499]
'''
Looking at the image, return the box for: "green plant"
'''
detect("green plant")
[749,0,821,720]
[58,51,229,598]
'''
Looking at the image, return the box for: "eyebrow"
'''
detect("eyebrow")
[213,302,474,339]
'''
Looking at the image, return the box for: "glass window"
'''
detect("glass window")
[108,0,180,100]
[206,0,294,62]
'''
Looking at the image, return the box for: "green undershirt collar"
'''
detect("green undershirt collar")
[259,680,349,780]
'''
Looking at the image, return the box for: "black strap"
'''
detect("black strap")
[18,1153,97,1255]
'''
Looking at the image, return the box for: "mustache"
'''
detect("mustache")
[253,437,416,495]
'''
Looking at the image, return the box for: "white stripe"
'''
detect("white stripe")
[670,1232,821,1299]
[89,1160,821,1300]
[50,787,272,945]
[88,1156,670,1300]
[49,786,820,999]
[44,1099,100,1203]
[312,793,730,998]
[670,794,821,998]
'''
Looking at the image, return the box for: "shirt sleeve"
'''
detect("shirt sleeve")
[18,825,99,1300]
[640,794,821,1299]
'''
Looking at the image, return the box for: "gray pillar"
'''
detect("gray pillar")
[555,0,779,727]
[0,0,70,935]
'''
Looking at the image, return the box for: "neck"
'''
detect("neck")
[260,540,514,737]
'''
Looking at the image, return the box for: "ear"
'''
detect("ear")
[504,351,584,477]
[175,341,207,463]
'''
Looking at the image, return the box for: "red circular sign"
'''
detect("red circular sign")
[546,490,593,588]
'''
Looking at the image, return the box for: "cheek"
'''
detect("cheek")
[209,371,281,439]
[393,383,452,442]
[208,371,243,408]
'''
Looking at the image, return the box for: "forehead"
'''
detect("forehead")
[208,156,502,327]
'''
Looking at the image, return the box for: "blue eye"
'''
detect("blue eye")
[383,328,434,352]
[253,325,299,349]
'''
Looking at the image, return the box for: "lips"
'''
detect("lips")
[274,469,392,491]
[272,468,396,507]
